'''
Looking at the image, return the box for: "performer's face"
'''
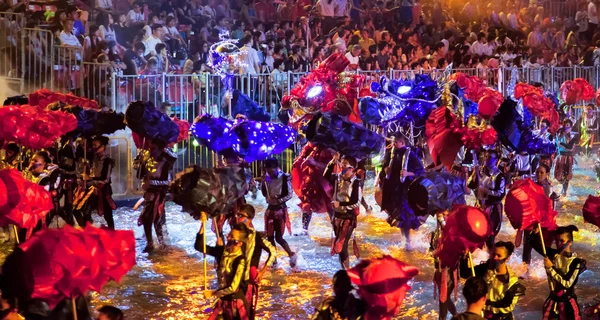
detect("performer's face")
[535,166,548,182]
[394,139,405,149]
[31,156,46,174]
[555,233,572,252]
[265,167,277,177]
[235,212,250,226]
[486,153,497,168]
[340,160,354,178]
[92,141,105,154]
[564,124,571,133]
[492,247,509,267]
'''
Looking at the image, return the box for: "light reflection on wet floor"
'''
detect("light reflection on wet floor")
[5,162,600,319]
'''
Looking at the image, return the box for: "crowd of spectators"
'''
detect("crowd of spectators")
[7,0,600,93]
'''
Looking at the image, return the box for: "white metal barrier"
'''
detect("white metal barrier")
[0,12,23,89]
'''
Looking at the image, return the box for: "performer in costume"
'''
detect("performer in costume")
[324,154,361,270]
[460,241,526,320]
[522,164,559,274]
[134,139,176,253]
[532,120,555,173]
[58,136,77,226]
[510,151,534,180]
[554,119,579,196]
[19,151,60,239]
[579,104,598,157]
[214,150,251,242]
[379,133,425,248]
[261,158,297,268]
[595,148,600,182]
[0,142,20,170]
[294,142,335,234]
[529,225,586,320]
[430,211,458,320]
[312,270,366,320]
[468,149,506,250]
[73,136,117,229]
[232,204,276,320]
[198,223,251,320]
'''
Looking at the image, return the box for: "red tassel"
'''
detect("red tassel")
[440,268,448,303]
[352,236,360,258]
[453,269,459,301]
[433,277,438,300]
[515,229,523,248]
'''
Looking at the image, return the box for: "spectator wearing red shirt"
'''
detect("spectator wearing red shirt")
[279,0,296,21]
[255,0,277,23]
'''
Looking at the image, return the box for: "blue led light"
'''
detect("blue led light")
[397,85,412,95]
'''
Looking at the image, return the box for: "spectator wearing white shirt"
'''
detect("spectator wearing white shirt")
[576,2,589,40]
[60,19,82,47]
[239,35,260,75]
[345,45,361,70]
[589,0,598,40]
[470,33,492,56]
[96,0,113,13]
[59,19,82,61]
[163,16,187,50]
[143,24,164,56]
[127,1,145,26]
[334,29,349,53]
[334,0,349,18]
[317,0,336,34]
[270,59,287,90]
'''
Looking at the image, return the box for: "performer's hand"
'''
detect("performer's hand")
[402,171,414,178]
[203,290,213,299]
[332,152,340,162]
[544,257,553,269]
[333,201,340,208]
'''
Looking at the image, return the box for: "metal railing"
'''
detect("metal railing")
[0,12,23,87]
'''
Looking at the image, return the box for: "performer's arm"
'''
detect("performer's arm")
[259,235,276,270]
[546,258,586,289]
[528,228,559,258]
[486,174,505,198]
[260,179,268,198]
[485,283,525,314]
[378,149,392,182]
[338,180,361,211]
[409,153,425,176]
[92,159,113,185]
[466,169,479,190]
[214,258,247,298]
[276,174,293,203]
[459,257,488,279]
[194,232,224,259]
[323,160,336,184]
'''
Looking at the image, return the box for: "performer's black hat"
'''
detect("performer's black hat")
[5,142,19,154]
[92,136,110,146]
[562,118,573,127]
[340,155,357,168]
[264,157,279,169]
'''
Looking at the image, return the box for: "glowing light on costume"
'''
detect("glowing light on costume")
[306,85,323,99]
[397,85,412,95]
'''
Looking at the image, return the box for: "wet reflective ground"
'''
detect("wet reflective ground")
[4,160,600,319]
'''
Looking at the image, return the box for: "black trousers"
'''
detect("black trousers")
[73,194,115,229]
